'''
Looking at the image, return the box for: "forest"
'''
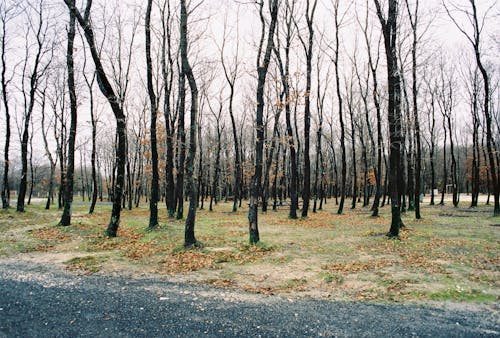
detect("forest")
[0,0,499,249]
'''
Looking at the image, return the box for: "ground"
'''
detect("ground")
[0,196,499,304]
[1,196,499,336]
[1,260,499,337]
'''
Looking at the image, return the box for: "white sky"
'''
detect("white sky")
[0,0,498,169]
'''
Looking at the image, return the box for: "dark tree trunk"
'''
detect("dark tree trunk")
[248,0,278,244]
[440,112,447,205]
[273,3,298,219]
[27,126,34,206]
[65,0,127,237]
[40,88,55,210]
[313,54,326,213]
[1,14,10,209]
[329,130,339,206]
[59,6,77,226]
[160,0,176,218]
[446,0,499,214]
[426,79,437,206]
[210,121,222,212]
[272,140,281,211]
[299,0,317,218]
[405,0,422,218]
[126,137,133,210]
[448,114,459,207]
[220,24,241,213]
[262,104,282,213]
[358,119,369,207]
[470,71,480,207]
[354,57,375,209]
[401,74,414,212]
[87,74,98,214]
[180,0,199,247]
[360,5,383,217]
[17,3,47,212]
[175,68,186,219]
[146,0,159,230]
[374,0,404,237]
[333,1,346,215]
[347,81,357,210]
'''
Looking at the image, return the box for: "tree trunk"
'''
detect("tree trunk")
[175,68,186,219]
[65,0,127,237]
[440,112,447,205]
[300,0,317,218]
[180,0,199,247]
[17,4,49,212]
[374,0,404,237]
[248,0,278,244]
[273,4,298,219]
[59,6,77,226]
[146,0,159,230]
[333,0,346,215]
[1,14,10,209]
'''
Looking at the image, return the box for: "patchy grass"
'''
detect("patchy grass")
[0,197,499,304]
[65,255,108,274]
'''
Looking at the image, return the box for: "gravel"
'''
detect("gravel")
[0,261,498,337]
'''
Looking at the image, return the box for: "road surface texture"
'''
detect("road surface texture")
[0,261,498,337]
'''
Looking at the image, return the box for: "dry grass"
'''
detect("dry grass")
[0,197,499,303]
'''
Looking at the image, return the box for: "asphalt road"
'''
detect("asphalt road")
[0,261,498,337]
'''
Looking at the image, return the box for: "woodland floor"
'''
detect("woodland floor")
[0,195,499,305]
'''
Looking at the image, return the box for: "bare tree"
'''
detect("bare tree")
[330,0,347,215]
[437,58,459,207]
[180,0,199,247]
[146,0,159,230]
[313,49,328,212]
[295,0,317,218]
[248,0,279,244]
[39,81,56,209]
[404,0,423,218]
[17,0,52,212]
[444,0,499,214]
[274,0,299,219]
[219,9,242,213]
[159,0,177,218]
[64,0,128,237]
[207,91,224,212]
[358,1,383,216]
[0,2,17,209]
[423,70,437,205]
[373,0,405,237]
[59,0,77,226]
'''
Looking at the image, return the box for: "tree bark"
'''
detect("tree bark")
[1,9,11,209]
[180,0,199,247]
[17,2,48,212]
[273,1,298,219]
[333,0,346,215]
[374,0,404,237]
[298,0,317,218]
[59,3,77,226]
[64,0,127,237]
[146,0,159,230]
[248,0,279,244]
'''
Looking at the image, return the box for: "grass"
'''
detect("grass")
[0,196,499,303]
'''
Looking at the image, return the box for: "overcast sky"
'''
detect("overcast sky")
[0,0,498,168]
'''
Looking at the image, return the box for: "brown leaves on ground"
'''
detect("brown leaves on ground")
[323,259,394,273]
[157,244,275,274]
[87,228,165,260]
[31,227,71,241]
[65,256,104,274]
